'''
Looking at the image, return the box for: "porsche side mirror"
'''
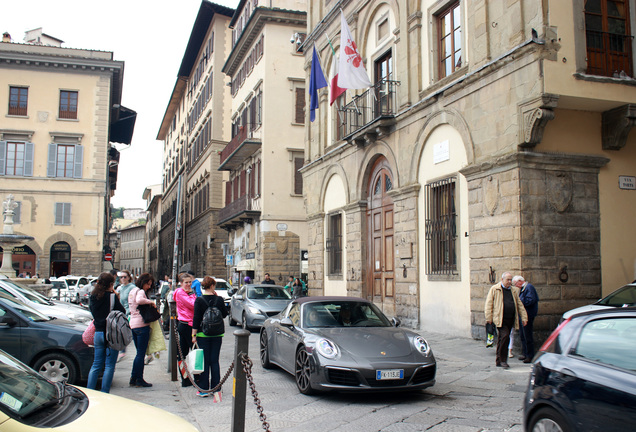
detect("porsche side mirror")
[391,317,401,327]
[280,317,293,327]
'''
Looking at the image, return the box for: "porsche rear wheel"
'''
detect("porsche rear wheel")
[228,313,237,326]
[260,330,272,369]
[295,346,315,395]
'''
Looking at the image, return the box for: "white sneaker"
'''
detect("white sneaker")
[144,355,154,365]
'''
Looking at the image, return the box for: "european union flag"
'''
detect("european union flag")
[309,46,328,122]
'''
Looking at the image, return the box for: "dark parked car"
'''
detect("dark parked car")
[259,296,436,395]
[561,282,636,320]
[229,284,292,330]
[0,293,93,384]
[523,307,636,432]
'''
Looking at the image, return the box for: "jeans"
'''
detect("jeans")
[520,314,536,359]
[131,326,150,382]
[87,331,118,393]
[196,336,223,391]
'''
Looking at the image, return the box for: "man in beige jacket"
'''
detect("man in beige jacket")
[485,271,528,369]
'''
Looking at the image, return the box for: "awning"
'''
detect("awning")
[110,105,137,145]
[235,259,256,271]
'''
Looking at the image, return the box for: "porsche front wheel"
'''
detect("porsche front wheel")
[295,346,315,395]
[260,330,272,369]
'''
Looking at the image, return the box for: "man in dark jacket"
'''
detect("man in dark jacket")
[261,273,275,284]
[513,275,539,363]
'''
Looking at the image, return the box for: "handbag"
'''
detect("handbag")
[186,342,205,374]
[82,320,96,346]
[138,303,161,323]
[486,322,497,337]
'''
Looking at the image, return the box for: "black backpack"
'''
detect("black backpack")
[201,296,224,336]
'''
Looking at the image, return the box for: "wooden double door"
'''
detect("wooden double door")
[366,157,395,316]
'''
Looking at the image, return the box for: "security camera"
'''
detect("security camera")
[290,34,296,44]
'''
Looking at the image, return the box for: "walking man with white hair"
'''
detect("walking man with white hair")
[513,275,539,363]
[485,271,528,369]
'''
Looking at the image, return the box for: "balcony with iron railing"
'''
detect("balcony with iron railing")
[218,194,261,230]
[219,123,262,171]
[337,79,400,143]
[586,30,634,78]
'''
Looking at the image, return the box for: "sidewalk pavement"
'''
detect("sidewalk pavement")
[106,328,531,432]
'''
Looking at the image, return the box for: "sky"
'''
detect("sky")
[3,0,239,209]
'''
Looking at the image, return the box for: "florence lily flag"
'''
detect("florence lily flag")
[309,46,328,122]
[327,37,346,105]
[337,10,372,89]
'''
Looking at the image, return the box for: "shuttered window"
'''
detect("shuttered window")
[295,87,305,124]
[47,144,83,178]
[0,141,34,177]
[54,203,71,225]
[294,156,303,195]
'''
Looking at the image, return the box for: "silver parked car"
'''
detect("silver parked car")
[0,279,92,325]
[259,296,436,395]
[228,284,292,330]
[561,282,636,321]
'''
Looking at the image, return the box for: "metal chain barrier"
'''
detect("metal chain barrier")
[240,353,271,432]
[174,325,234,394]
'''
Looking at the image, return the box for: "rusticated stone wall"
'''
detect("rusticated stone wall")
[464,152,608,342]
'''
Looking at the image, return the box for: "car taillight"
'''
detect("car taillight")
[538,317,570,352]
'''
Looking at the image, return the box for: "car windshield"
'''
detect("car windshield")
[247,286,290,300]
[0,350,59,418]
[216,281,230,290]
[63,278,78,287]
[598,285,636,307]
[302,301,392,328]
[0,297,50,322]
[1,281,51,305]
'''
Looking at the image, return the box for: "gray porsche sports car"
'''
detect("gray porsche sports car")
[259,296,436,394]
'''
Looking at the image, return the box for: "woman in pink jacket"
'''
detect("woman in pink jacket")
[128,272,157,387]
[174,272,196,387]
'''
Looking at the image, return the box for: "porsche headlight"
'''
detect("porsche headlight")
[413,336,430,354]
[316,338,339,359]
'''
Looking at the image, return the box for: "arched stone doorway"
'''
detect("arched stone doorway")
[365,156,395,316]
[50,241,71,277]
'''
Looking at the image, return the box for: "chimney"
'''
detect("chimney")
[2,32,11,43]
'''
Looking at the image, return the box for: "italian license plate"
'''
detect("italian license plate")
[376,369,404,380]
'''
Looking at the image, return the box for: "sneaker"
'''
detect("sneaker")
[213,392,222,403]
[144,355,154,365]
[117,352,126,363]
[508,349,514,358]
[135,379,153,388]
[196,391,210,398]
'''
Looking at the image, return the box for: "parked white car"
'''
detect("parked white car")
[0,278,92,324]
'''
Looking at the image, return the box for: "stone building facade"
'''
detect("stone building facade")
[302,0,636,341]
[0,33,134,278]
[219,1,308,285]
[157,2,234,280]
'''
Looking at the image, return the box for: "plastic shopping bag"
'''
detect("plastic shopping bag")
[186,343,205,374]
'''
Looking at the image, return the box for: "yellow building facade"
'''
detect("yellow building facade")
[0,38,134,277]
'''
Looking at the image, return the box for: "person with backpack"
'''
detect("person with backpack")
[128,272,157,388]
[191,276,228,400]
[87,272,125,393]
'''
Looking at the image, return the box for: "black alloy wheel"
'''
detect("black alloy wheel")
[295,346,315,395]
[528,407,571,432]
